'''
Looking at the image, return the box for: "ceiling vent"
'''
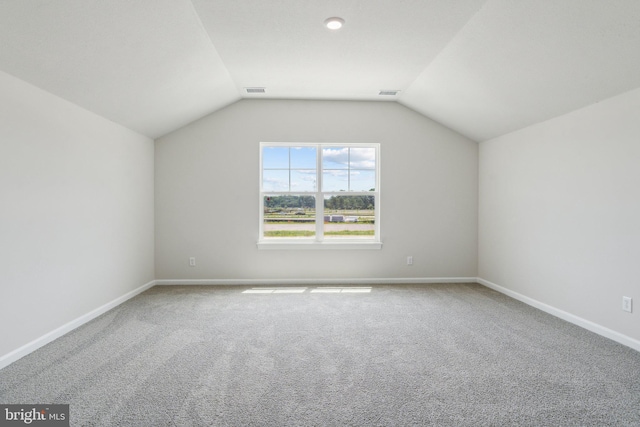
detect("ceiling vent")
[245,87,266,94]
[379,90,400,96]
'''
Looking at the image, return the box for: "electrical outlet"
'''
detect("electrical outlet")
[622,296,632,313]
[189,257,196,267]
[407,256,413,266]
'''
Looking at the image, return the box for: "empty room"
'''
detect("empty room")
[1,0,639,425]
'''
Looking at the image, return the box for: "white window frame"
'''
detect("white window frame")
[258,142,382,250]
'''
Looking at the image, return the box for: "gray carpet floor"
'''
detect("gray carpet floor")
[1,283,639,426]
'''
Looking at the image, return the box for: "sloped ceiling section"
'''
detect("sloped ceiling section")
[0,1,639,141]
[400,0,640,141]
[0,0,239,138]
[191,0,487,102]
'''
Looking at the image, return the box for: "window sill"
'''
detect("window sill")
[257,240,383,250]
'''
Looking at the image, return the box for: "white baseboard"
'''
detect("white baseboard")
[154,277,478,286]
[0,280,156,370]
[477,277,640,353]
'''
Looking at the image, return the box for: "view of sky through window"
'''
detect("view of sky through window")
[263,146,375,192]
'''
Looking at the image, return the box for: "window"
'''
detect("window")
[259,142,381,249]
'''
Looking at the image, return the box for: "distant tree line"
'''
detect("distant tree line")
[324,195,374,210]
[264,195,314,209]
[264,195,374,210]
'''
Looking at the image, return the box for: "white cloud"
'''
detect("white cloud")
[263,177,288,191]
[323,147,375,169]
[349,148,376,168]
[322,148,349,167]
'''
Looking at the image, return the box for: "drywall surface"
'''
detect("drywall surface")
[0,71,155,359]
[155,99,478,281]
[479,88,640,342]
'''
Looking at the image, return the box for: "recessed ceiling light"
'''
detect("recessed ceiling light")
[324,17,345,30]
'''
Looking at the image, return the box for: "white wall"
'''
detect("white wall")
[155,99,478,282]
[0,71,155,361]
[479,88,640,343]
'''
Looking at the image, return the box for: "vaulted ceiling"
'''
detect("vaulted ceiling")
[1,0,639,141]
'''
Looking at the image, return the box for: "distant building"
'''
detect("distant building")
[323,215,358,223]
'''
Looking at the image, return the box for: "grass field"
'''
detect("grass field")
[264,230,374,238]
[263,207,375,238]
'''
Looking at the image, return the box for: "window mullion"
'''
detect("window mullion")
[288,147,291,192]
[347,148,351,191]
[316,144,324,241]
[259,146,264,240]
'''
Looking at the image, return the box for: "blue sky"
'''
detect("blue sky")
[263,146,376,192]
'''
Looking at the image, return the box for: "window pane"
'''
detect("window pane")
[263,147,289,169]
[264,195,316,239]
[323,170,349,192]
[322,147,349,169]
[323,195,375,239]
[291,170,316,191]
[350,170,376,192]
[349,147,376,169]
[291,146,316,169]
[262,170,289,192]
